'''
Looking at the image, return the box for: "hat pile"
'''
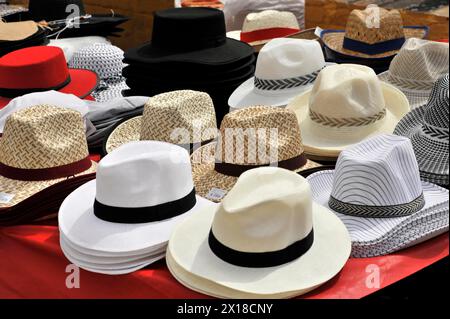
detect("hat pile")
[59,141,214,275]
[167,167,351,298]
[307,134,449,258]
[320,7,428,74]
[379,38,449,109]
[395,74,449,187]
[122,7,255,124]
[69,43,129,102]
[0,21,49,57]
[0,105,97,226]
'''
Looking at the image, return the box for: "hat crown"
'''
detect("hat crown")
[0,105,88,169]
[345,7,404,44]
[29,0,86,21]
[331,134,423,208]
[215,106,304,165]
[211,167,313,253]
[96,141,194,209]
[309,64,386,120]
[242,10,299,32]
[140,90,217,144]
[423,74,449,129]
[151,8,226,52]
[70,43,124,79]
[388,38,449,87]
[255,38,325,80]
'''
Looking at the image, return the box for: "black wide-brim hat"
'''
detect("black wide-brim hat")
[124,7,254,66]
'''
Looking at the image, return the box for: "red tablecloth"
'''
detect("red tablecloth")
[0,223,447,299]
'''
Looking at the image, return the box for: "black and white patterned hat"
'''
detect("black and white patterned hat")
[379,38,449,109]
[395,74,449,187]
[307,134,449,258]
[0,3,27,19]
[69,43,128,102]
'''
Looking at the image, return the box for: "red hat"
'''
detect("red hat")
[0,46,98,108]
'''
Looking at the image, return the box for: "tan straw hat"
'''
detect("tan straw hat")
[321,7,428,59]
[287,64,410,161]
[0,21,39,42]
[191,106,320,202]
[104,90,217,154]
[0,105,96,209]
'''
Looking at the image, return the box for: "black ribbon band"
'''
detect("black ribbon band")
[94,188,197,224]
[328,193,425,218]
[208,229,314,268]
[214,154,308,177]
[0,76,71,98]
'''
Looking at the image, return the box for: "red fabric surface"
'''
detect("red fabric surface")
[241,27,300,43]
[0,223,447,299]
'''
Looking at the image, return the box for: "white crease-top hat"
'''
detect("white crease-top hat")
[379,38,449,109]
[227,10,300,46]
[287,64,410,160]
[167,167,351,299]
[307,134,449,258]
[59,141,213,259]
[228,38,327,112]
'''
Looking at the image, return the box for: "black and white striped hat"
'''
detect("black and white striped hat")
[394,74,449,187]
[307,134,449,258]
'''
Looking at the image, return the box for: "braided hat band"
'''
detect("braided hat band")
[309,109,387,128]
[254,67,323,91]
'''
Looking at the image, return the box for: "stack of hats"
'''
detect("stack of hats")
[379,38,449,109]
[59,141,214,275]
[69,43,129,102]
[0,105,97,226]
[319,7,428,74]
[122,7,255,124]
[103,90,217,155]
[0,20,49,57]
[395,74,449,187]
[8,0,128,39]
[307,134,449,258]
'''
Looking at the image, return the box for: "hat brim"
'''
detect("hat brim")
[0,161,97,210]
[191,142,321,202]
[394,105,449,183]
[378,71,431,109]
[124,37,254,65]
[286,82,410,159]
[321,27,428,59]
[167,201,351,298]
[92,80,128,103]
[59,180,215,254]
[307,170,449,257]
[104,116,142,154]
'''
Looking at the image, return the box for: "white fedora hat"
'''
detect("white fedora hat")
[287,64,410,160]
[227,10,300,46]
[379,38,449,109]
[59,141,213,258]
[167,167,351,299]
[228,38,327,112]
[307,134,449,258]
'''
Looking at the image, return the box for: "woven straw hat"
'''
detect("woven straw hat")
[287,64,410,161]
[104,90,217,154]
[395,74,449,186]
[191,106,320,202]
[321,7,428,59]
[379,38,449,109]
[227,10,300,46]
[0,105,96,210]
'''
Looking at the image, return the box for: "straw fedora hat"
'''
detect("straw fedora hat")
[307,134,449,258]
[229,38,328,111]
[104,90,217,154]
[378,38,449,109]
[227,10,300,46]
[287,64,410,161]
[321,7,428,59]
[191,106,320,202]
[0,105,96,210]
[167,167,351,298]
[395,74,449,187]
[59,141,213,257]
